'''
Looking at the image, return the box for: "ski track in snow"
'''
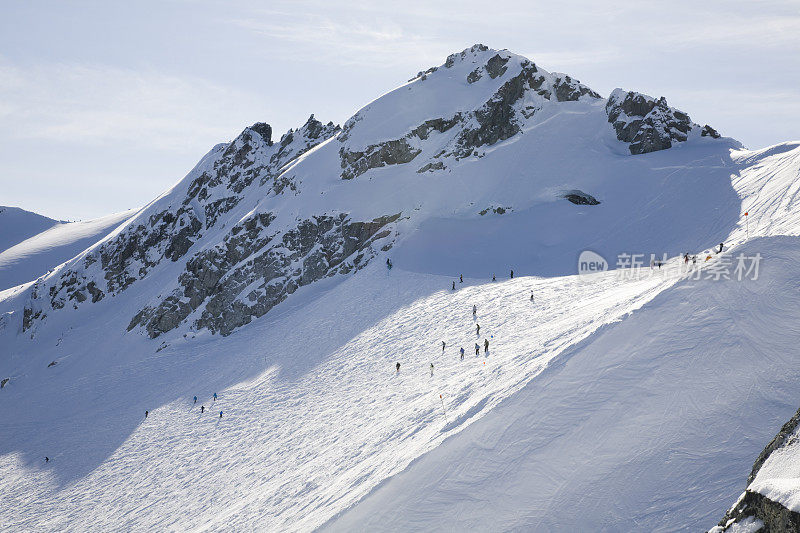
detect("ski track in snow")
[1,261,681,531]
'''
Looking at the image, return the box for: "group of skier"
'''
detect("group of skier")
[395,299,513,377]
[452,270,515,290]
[144,392,222,423]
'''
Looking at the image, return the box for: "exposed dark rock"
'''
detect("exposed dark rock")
[410,115,462,140]
[340,113,462,179]
[553,74,601,102]
[479,206,510,215]
[715,405,800,531]
[47,361,57,367]
[702,124,722,139]
[563,191,600,205]
[129,211,401,338]
[467,68,482,84]
[249,122,273,145]
[605,89,700,155]
[1,378,9,389]
[485,54,509,79]
[340,139,421,180]
[750,406,800,485]
[417,161,445,173]
[717,490,799,531]
[444,44,489,68]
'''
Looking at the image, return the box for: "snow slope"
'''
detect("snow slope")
[0,210,134,290]
[0,206,60,253]
[0,44,799,531]
[327,142,800,531]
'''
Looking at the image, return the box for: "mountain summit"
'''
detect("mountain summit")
[10,45,735,341]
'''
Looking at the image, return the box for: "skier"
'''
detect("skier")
[442,340,446,352]
[452,281,456,290]
[492,274,496,282]
[45,456,49,463]
[460,347,465,360]
[386,258,393,269]
[718,242,724,253]
[473,304,477,316]
[201,405,205,413]
[476,323,480,335]
[213,393,217,402]
[219,411,223,419]
[484,338,489,354]
[693,255,697,265]
[475,343,480,356]
[430,363,434,376]
[530,292,534,302]
[684,253,689,264]
[460,274,463,283]
[510,270,514,279]
[193,396,197,404]
[145,410,149,418]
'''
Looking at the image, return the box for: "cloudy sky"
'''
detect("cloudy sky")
[1,0,798,220]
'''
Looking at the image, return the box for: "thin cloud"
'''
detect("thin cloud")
[0,57,266,152]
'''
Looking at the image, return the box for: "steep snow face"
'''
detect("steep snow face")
[0,206,61,253]
[0,210,134,291]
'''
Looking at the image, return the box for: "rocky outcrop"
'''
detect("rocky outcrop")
[716,490,799,532]
[340,139,422,180]
[714,406,800,532]
[21,115,341,335]
[339,115,461,179]
[702,125,722,139]
[563,191,600,205]
[451,60,599,159]
[605,89,716,155]
[129,211,400,337]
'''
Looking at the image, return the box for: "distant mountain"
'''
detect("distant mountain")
[0,206,62,253]
[0,209,135,291]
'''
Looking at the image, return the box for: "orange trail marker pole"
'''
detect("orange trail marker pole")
[439,394,448,423]
[745,212,749,239]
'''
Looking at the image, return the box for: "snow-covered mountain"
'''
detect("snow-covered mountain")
[1,45,799,531]
[0,209,134,291]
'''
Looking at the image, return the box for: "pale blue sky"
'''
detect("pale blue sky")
[1,0,798,220]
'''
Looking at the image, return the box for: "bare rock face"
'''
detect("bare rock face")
[452,61,600,159]
[22,115,343,338]
[605,89,718,155]
[129,211,400,337]
[340,139,422,180]
[563,191,600,205]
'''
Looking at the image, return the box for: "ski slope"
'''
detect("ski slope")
[0,210,134,290]
[0,255,682,530]
[325,142,800,531]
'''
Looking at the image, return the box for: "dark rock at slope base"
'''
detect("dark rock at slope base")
[715,405,800,531]
[563,191,600,205]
